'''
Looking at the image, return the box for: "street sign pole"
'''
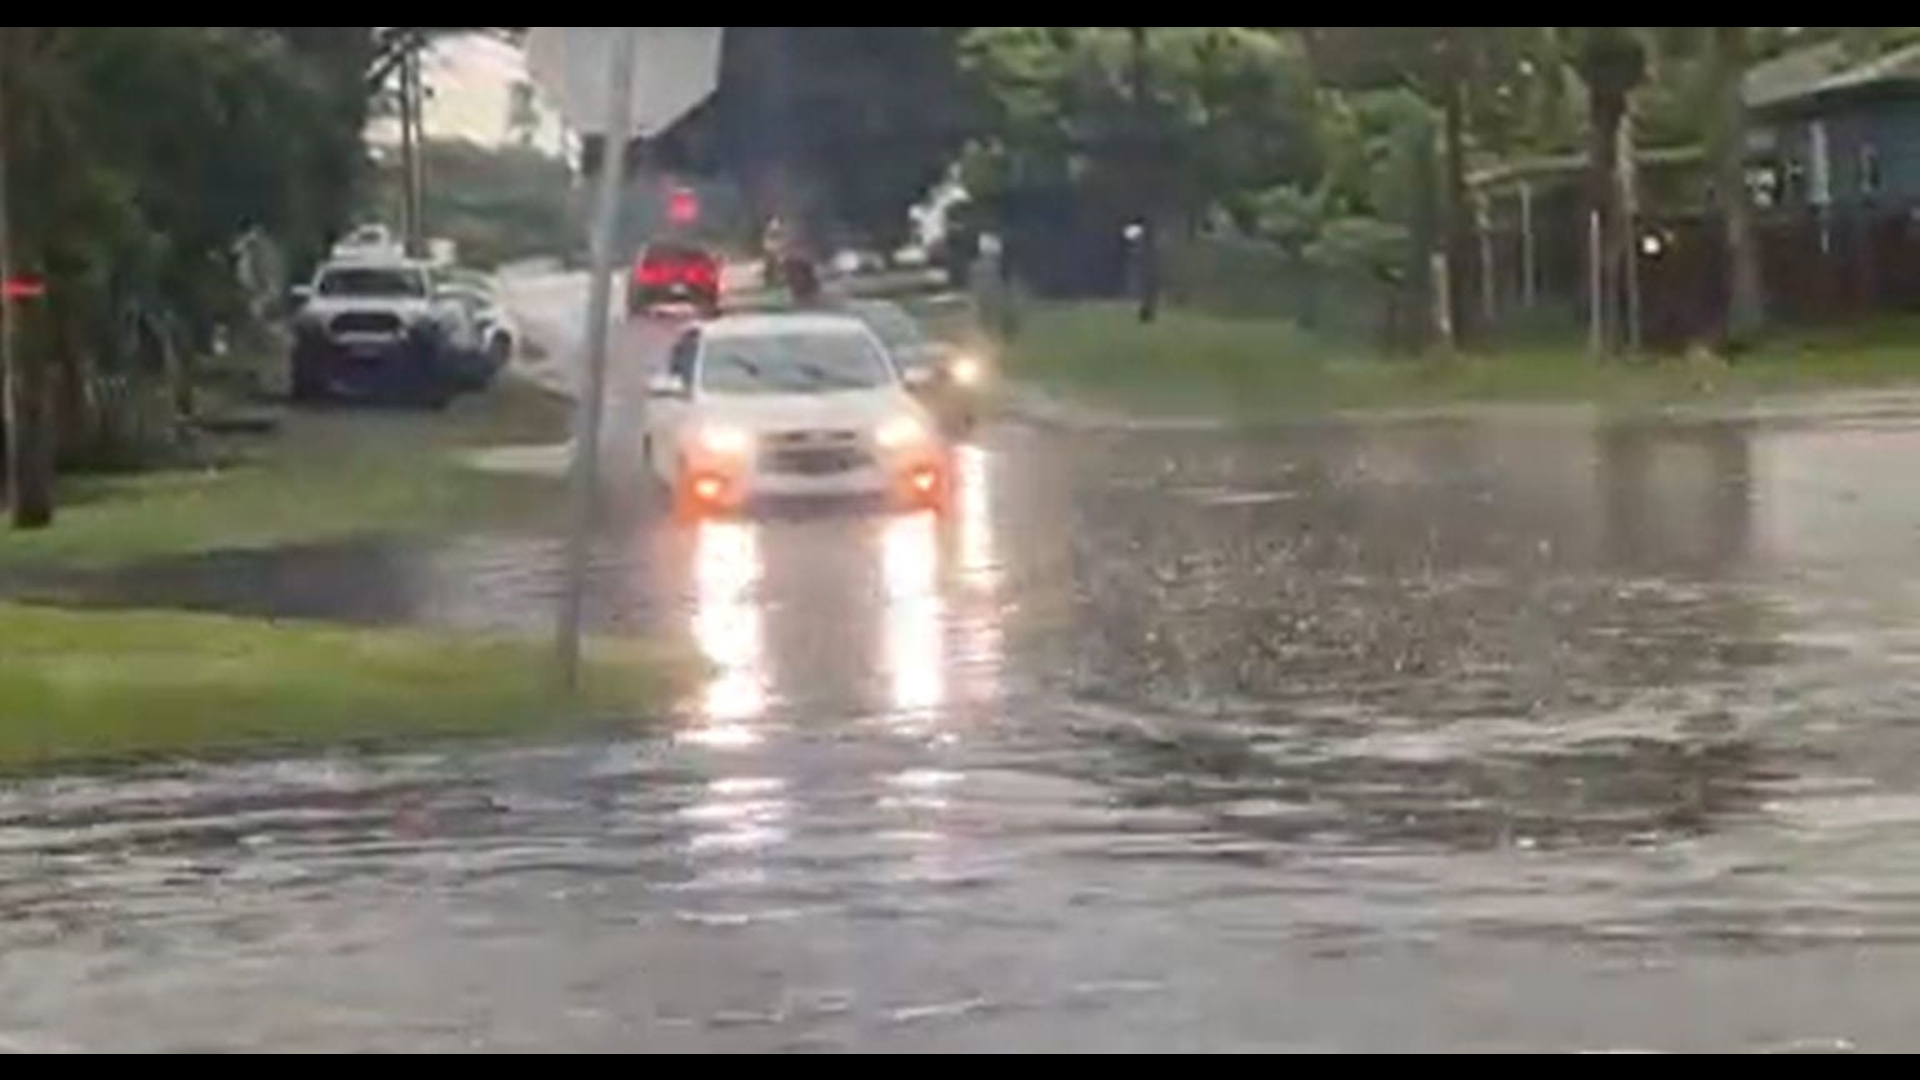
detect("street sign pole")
[533,25,721,694]
[556,25,641,694]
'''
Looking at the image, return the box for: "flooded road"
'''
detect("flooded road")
[10,312,1920,1050]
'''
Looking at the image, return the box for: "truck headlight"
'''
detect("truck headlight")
[696,425,754,457]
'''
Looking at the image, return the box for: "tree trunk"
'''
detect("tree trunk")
[1619,116,1643,352]
[50,302,92,465]
[0,28,54,530]
[1408,103,1441,352]
[1579,29,1649,358]
[1440,62,1470,348]
[1712,26,1766,347]
[1588,90,1625,357]
[1129,26,1161,324]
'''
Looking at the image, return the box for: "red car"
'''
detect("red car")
[628,243,720,317]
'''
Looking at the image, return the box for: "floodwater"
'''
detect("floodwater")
[9,363,1920,1049]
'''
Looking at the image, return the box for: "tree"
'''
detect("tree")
[1300,28,1548,346]
[41,27,382,429]
[0,26,410,527]
[399,140,580,268]
[266,26,523,263]
[1571,27,1648,355]
[1707,28,1765,345]
[660,27,975,250]
[956,27,1332,305]
[963,27,1319,218]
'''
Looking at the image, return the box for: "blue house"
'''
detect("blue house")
[1746,42,1920,212]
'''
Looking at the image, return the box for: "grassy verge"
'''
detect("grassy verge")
[0,382,570,572]
[1004,304,1920,419]
[0,603,685,771]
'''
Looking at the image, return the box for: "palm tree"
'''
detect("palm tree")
[1708,27,1765,347]
[1573,27,1648,356]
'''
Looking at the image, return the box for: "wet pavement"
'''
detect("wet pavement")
[8,301,1920,1050]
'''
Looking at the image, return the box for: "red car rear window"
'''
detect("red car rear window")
[641,246,713,269]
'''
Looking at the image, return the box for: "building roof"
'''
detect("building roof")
[1746,40,1920,113]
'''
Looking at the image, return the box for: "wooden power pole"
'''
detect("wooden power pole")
[0,27,53,530]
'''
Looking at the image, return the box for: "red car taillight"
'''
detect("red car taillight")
[636,260,718,290]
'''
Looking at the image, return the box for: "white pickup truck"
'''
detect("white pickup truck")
[288,259,501,407]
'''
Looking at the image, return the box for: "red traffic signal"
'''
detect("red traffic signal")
[666,187,700,227]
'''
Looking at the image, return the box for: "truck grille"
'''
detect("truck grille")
[765,449,869,476]
[761,431,868,476]
[330,312,405,337]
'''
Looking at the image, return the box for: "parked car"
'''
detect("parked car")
[434,274,518,391]
[830,249,887,277]
[628,242,721,318]
[288,259,483,407]
[845,299,991,434]
[330,224,403,263]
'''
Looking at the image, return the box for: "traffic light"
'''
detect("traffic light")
[666,187,700,227]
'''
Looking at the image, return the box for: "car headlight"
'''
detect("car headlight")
[696,425,754,457]
[875,415,931,451]
[948,354,987,388]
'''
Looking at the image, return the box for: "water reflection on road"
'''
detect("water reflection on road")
[685,520,768,740]
[11,401,1920,1050]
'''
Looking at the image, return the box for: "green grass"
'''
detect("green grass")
[0,383,570,571]
[1004,304,1920,419]
[0,603,687,771]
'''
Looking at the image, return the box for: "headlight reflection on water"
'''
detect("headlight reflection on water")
[881,511,947,719]
[685,520,769,746]
[679,444,1004,735]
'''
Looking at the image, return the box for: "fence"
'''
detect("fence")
[1475,201,1920,351]
[1163,234,1420,352]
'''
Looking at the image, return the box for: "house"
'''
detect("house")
[1746,41,1920,212]
[1739,42,1920,327]
[1460,41,1920,345]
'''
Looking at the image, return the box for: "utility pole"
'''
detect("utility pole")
[0,27,52,530]
[0,28,16,520]
[1129,26,1160,325]
[410,47,429,257]
[529,25,724,694]
[555,26,642,694]
[398,39,427,258]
